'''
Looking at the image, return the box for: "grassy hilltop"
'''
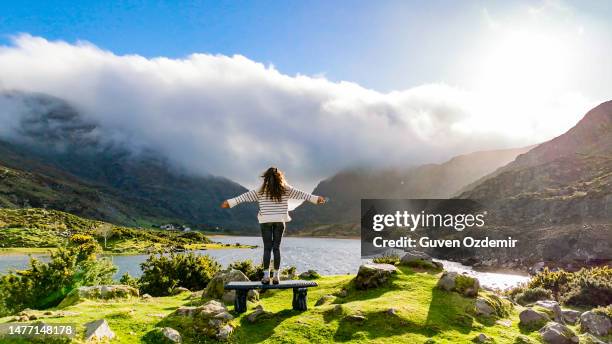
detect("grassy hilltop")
[0,208,251,254]
[0,267,554,344]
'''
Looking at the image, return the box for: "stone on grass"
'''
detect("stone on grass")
[535,300,564,323]
[437,272,480,297]
[353,264,397,290]
[146,327,182,344]
[59,285,139,308]
[386,308,398,316]
[142,293,153,299]
[172,287,190,295]
[561,310,581,325]
[315,295,335,306]
[345,314,366,322]
[475,298,494,316]
[519,308,549,330]
[84,319,116,342]
[580,311,611,337]
[538,322,578,344]
[399,251,443,270]
[174,300,234,341]
[204,269,258,304]
[247,305,272,323]
[474,333,491,343]
[582,333,606,344]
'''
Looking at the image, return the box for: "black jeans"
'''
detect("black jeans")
[260,222,285,270]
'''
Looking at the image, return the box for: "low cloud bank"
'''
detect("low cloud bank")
[0,35,594,189]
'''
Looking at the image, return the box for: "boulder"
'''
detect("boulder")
[247,305,272,323]
[580,311,611,337]
[581,333,606,344]
[561,310,581,325]
[436,272,480,297]
[172,287,190,295]
[315,295,335,306]
[535,300,564,323]
[353,264,397,290]
[519,308,550,330]
[298,270,321,279]
[474,333,491,343]
[475,298,494,317]
[399,251,443,270]
[204,269,259,303]
[175,300,234,340]
[539,322,579,344]
[59,285,139,308]
[84,319,116,342]
[146,327,182,343]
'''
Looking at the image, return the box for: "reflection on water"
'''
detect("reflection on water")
[0,236,530,289]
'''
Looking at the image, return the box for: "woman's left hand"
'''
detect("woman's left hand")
[317,196,326,204]
[220,200,230,208]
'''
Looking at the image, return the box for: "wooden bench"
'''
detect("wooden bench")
[224,280,318,313]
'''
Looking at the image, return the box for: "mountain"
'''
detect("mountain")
[0,91,258,231]
[291,146,532,235]
[445,101,612,270]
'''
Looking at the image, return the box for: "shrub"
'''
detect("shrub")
[522,266,612,307]
[373,253,400,265]
[227,259,265,281]
[0,240,116,316]
[515,287,552,305]
[139,252,221,296]
[119,272,140,289]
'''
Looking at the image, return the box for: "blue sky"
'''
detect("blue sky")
[2,0,608,92]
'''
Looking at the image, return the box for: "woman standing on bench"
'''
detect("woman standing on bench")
[221,167,326,284]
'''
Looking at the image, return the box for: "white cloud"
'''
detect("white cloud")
[0,35,597,189]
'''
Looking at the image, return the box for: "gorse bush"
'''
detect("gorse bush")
[119,272,140,289]
[228,259,264,280]
[509,266,612,307]
[0,236,116,316]
[139,252,221,296]
[373,253,400,265]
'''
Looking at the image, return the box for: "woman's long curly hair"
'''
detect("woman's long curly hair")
[260,167,286,202]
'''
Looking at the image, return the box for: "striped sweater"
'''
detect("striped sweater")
[227,185,320,223]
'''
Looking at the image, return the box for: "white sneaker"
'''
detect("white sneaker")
[272,273,280,284]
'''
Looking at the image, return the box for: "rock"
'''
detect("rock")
[59,285,139,308]
[399,251,443,270]
[298,270,321,279]
[519,308,550,330]
[336,289,348,297]
[172,287,190,295]
[474,333,491,343]
[495,319,512,327]
[204,269,258,304]
[561,310,581,325]
[580,311,611,337]
[142,293,153,299]
[539,322,578,344]
[176,300,234,340]
[582,333,606,344]
[147,327,182,343]
[515,334,536,344]
[352,264,397,290]
[332,304,345,315]
[247,305,272,323]
[315,295,335,306]
[436,272,480,297]
[43,311,53,316]
[475,298,494,316]
[28,314,38,320]
[386,308,398,316]
[84,319,116,342]
[16,315,29,322]
[345,314,366,322]
[535,300,564,323]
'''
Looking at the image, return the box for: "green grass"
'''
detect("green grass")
[0,208,254,255]
[0,267,560,343]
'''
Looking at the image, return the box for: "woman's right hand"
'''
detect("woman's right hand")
[220,200,230,208]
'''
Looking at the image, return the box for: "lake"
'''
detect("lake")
[0,236,529,290]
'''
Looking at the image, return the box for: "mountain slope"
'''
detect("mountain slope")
[291,146,532,235]
[0,91,257,231]
[432,101,612,270]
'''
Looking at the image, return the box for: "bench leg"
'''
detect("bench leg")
[292,288,308,311]
[234,290,248,314]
